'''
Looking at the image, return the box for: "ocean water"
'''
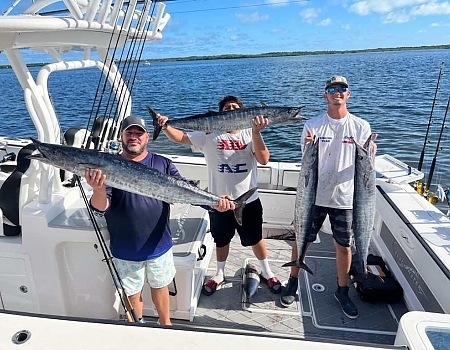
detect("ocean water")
[1,49,450,189]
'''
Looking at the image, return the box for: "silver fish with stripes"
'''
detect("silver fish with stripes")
[27,138,256,225]
[352,135,376,280]
[148,105,305,141]
[281,137,318,275]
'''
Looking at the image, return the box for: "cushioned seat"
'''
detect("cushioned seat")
[0,143,36,236]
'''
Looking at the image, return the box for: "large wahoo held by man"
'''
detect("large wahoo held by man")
[28,138,256,225]
[282,138,318,275]
[148,105,305,141]
[352,135,376,279]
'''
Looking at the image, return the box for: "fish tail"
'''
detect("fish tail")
[232,187,258,226]
[281,260,314,275]
[146,105,162,141]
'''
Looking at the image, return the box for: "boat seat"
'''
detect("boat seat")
[64,127,92,149]
[90,117,115,150]
[0,143,36,236]
[61,127,93,183]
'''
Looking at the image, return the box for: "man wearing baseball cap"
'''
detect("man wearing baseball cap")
[281,75,377,319]
[86,115,234,325]
[120,115,149,133]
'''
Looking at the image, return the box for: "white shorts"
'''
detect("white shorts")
[113,248,176,296]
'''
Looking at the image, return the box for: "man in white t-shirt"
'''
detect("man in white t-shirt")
[280,75,376,319]
[156,96,281,296]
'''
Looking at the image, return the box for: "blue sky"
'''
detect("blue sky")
[1,0,450,62]
[149,0,450,58]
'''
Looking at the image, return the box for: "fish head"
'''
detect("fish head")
[28,138,100,174]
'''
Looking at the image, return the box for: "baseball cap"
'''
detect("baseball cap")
[121,116,148,132]
[325,75,349,90]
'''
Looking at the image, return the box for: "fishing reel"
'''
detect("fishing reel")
[414,182,443,204]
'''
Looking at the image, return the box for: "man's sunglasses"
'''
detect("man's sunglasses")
[326,86,348,94]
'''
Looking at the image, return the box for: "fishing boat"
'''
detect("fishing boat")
[0,1,449,349]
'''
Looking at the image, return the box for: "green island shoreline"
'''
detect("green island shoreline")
[1,44,449,69]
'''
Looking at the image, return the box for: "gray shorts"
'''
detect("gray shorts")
[309,206,353,247]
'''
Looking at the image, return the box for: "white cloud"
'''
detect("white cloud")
[430,21,450,26]
[411,1,450,15]
[300,8,321,23]
[235,12,269,23]
[383,10,411,23]
[319,18,332,26]
[349,0,428,15]
[349,1,450,24]
[342,24,351,29]
[265,0,290,6]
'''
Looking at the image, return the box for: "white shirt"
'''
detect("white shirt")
[301,113,372,209]
[187,129,259,203]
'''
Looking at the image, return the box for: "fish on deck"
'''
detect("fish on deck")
[27,138,256,225]
[148,105,305,141]
[242,263,260,309]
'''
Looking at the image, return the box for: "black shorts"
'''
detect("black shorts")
[209,198,263,248]
[308,205,353,247]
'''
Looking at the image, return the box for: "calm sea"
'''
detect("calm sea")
[1,49,450,189]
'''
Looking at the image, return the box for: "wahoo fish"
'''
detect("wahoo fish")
[148,105,305,141]
[281,138,318,275]
[351,135,376,279]
[27,138,256,225]
[243,263,260,308]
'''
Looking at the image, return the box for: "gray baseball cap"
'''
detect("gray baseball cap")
[121,116,148,132]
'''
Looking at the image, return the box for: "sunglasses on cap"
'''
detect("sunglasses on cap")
[326,86,348,94]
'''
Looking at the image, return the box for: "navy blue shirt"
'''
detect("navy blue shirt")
[102,152,181,261]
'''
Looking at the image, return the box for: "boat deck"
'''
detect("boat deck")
[148,230,408,346]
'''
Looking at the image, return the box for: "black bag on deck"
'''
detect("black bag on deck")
[350,254,403,303]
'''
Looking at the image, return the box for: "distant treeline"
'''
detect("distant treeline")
[1,44,449,69]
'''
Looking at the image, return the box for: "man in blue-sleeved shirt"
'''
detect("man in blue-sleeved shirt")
[86,115,234,326]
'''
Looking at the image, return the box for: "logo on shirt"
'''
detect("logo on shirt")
[218,163,248,173]
[342,136,354,144]
[218,140,248,150]
[319,136,332,143]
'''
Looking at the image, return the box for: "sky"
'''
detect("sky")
[0,0,449,62]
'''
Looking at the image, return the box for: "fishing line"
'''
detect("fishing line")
[106,0,158,135]
[418,62,444,171]
[75,174,139,323]
[90,0,139,150]
[425,94,450,193]
[169,0,310,14]
[82,0,134,149]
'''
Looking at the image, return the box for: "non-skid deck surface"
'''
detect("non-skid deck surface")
[169,231,407,345]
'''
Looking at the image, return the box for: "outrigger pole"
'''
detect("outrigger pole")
[75,175,139,323]
[418,62,444,172]
[425,94,450,192]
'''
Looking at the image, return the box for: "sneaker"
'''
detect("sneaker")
[334,285,358,319]
[280,276,298,307]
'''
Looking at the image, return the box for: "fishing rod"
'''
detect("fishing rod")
[418,62,444,171]
[425,94,450,193]
[75,175,139,323]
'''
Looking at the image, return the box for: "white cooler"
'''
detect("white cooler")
[143,203,213,321]
[395,311,450,350]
